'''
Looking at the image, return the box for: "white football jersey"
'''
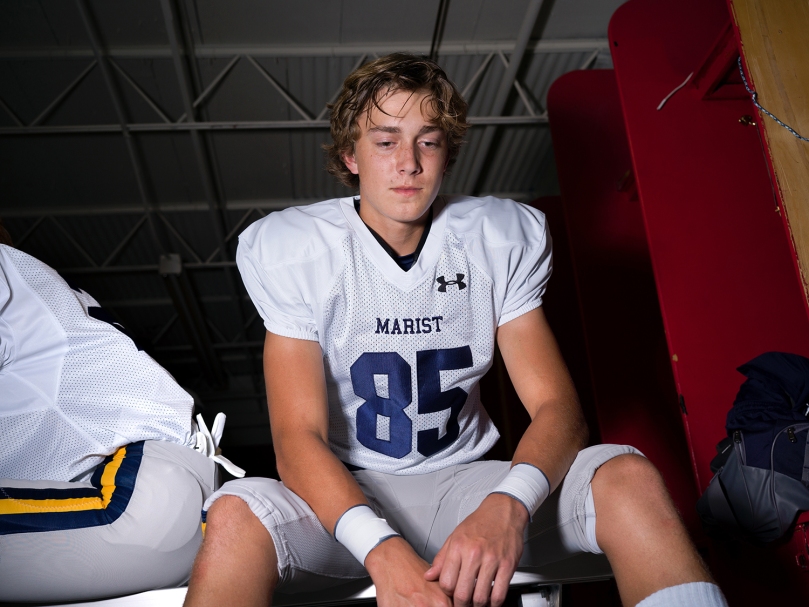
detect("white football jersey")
[238,195,552,475]
[0,245,195,482]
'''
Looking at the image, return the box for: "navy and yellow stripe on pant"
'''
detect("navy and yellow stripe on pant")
[0,442,144,535]
[0,440,217,604]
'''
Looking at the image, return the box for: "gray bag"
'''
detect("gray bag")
[697,424,809,542]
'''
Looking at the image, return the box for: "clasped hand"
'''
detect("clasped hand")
[366,493,528,607]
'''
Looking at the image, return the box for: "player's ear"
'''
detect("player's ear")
[342,149,359,175]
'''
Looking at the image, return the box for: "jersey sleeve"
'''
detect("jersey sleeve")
[236,237,319,342]
[498,208,553,326]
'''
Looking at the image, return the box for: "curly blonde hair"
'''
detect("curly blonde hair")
[324,53,469,189]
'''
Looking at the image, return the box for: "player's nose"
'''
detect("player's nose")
[396,142,421,174]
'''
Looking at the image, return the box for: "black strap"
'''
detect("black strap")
[800,425,809,486]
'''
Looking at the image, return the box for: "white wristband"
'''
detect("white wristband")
[333,505,400,565]
[489,463,551,519]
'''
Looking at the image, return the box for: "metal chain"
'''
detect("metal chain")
[738,57,809,142]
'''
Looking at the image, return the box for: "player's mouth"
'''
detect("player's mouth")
[391,187,422,197]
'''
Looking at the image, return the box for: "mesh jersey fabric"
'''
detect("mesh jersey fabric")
[236,195,552,475]
[0,245,195,482]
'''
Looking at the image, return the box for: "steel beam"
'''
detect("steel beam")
[161,0,257,386]
[464,0,546,194]
[29,60,97,127]
[316,54,367,121]
[176,55,241,123]
[156,341,264,352]
[74,0,234,387]
[161,0,225,231]
[239,311,260,339]
[246,55,314,121]
[0,192,530,218]
[0,96,24,126]
[48,216,98,267]
[102,215,148,267]
[75,0,167,256]
[159,254,226,388]
[158,212,203,263]
[14,216,45,246]
[205,209,257,263]
[161,0,247,272]
[0,114,547,136]
[0,200,313,217]
[108,58,172,123]
[497,51,538,117]
[151,312,178,347]
[579,49,601,70]
[59,261,236,275]
[461,53,495,99]
[0,38,609,60]
[98,294,252,308]
[429,0,451,61]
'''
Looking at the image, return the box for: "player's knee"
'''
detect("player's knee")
[205,494,275,553]
[206,495,257,534]
[592,454,669,510]
[200,493,279,587]
[590,455,678,555]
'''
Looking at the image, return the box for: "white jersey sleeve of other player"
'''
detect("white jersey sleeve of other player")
[237,196,552,475]
[0,245,195,482]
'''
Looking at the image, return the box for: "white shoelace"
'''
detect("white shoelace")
[193,412,246,478]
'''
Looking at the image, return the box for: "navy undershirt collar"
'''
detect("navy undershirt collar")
[353,197,432,272]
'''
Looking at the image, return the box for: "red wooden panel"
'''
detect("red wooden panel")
[609,0,809,494]
[547,69,700,531]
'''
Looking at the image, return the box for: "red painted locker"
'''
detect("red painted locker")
[550,0,809,601]
[609,0,809,492]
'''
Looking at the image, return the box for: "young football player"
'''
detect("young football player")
[185,54,727,607]
[0,222,244,603]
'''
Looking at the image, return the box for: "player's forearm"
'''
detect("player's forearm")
[264,331,369,533]
[273,429,368,533]
[496,307,588,490]
[511,397,588,492]
[275,430,428,585]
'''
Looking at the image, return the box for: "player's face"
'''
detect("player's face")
[342,88,448,234]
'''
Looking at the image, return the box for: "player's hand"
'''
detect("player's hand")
[365,536,452,607]
[424,493,529,607]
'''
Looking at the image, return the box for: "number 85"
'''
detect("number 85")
[350,346,473,459]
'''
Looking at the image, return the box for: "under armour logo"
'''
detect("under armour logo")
[436,274,466,292]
